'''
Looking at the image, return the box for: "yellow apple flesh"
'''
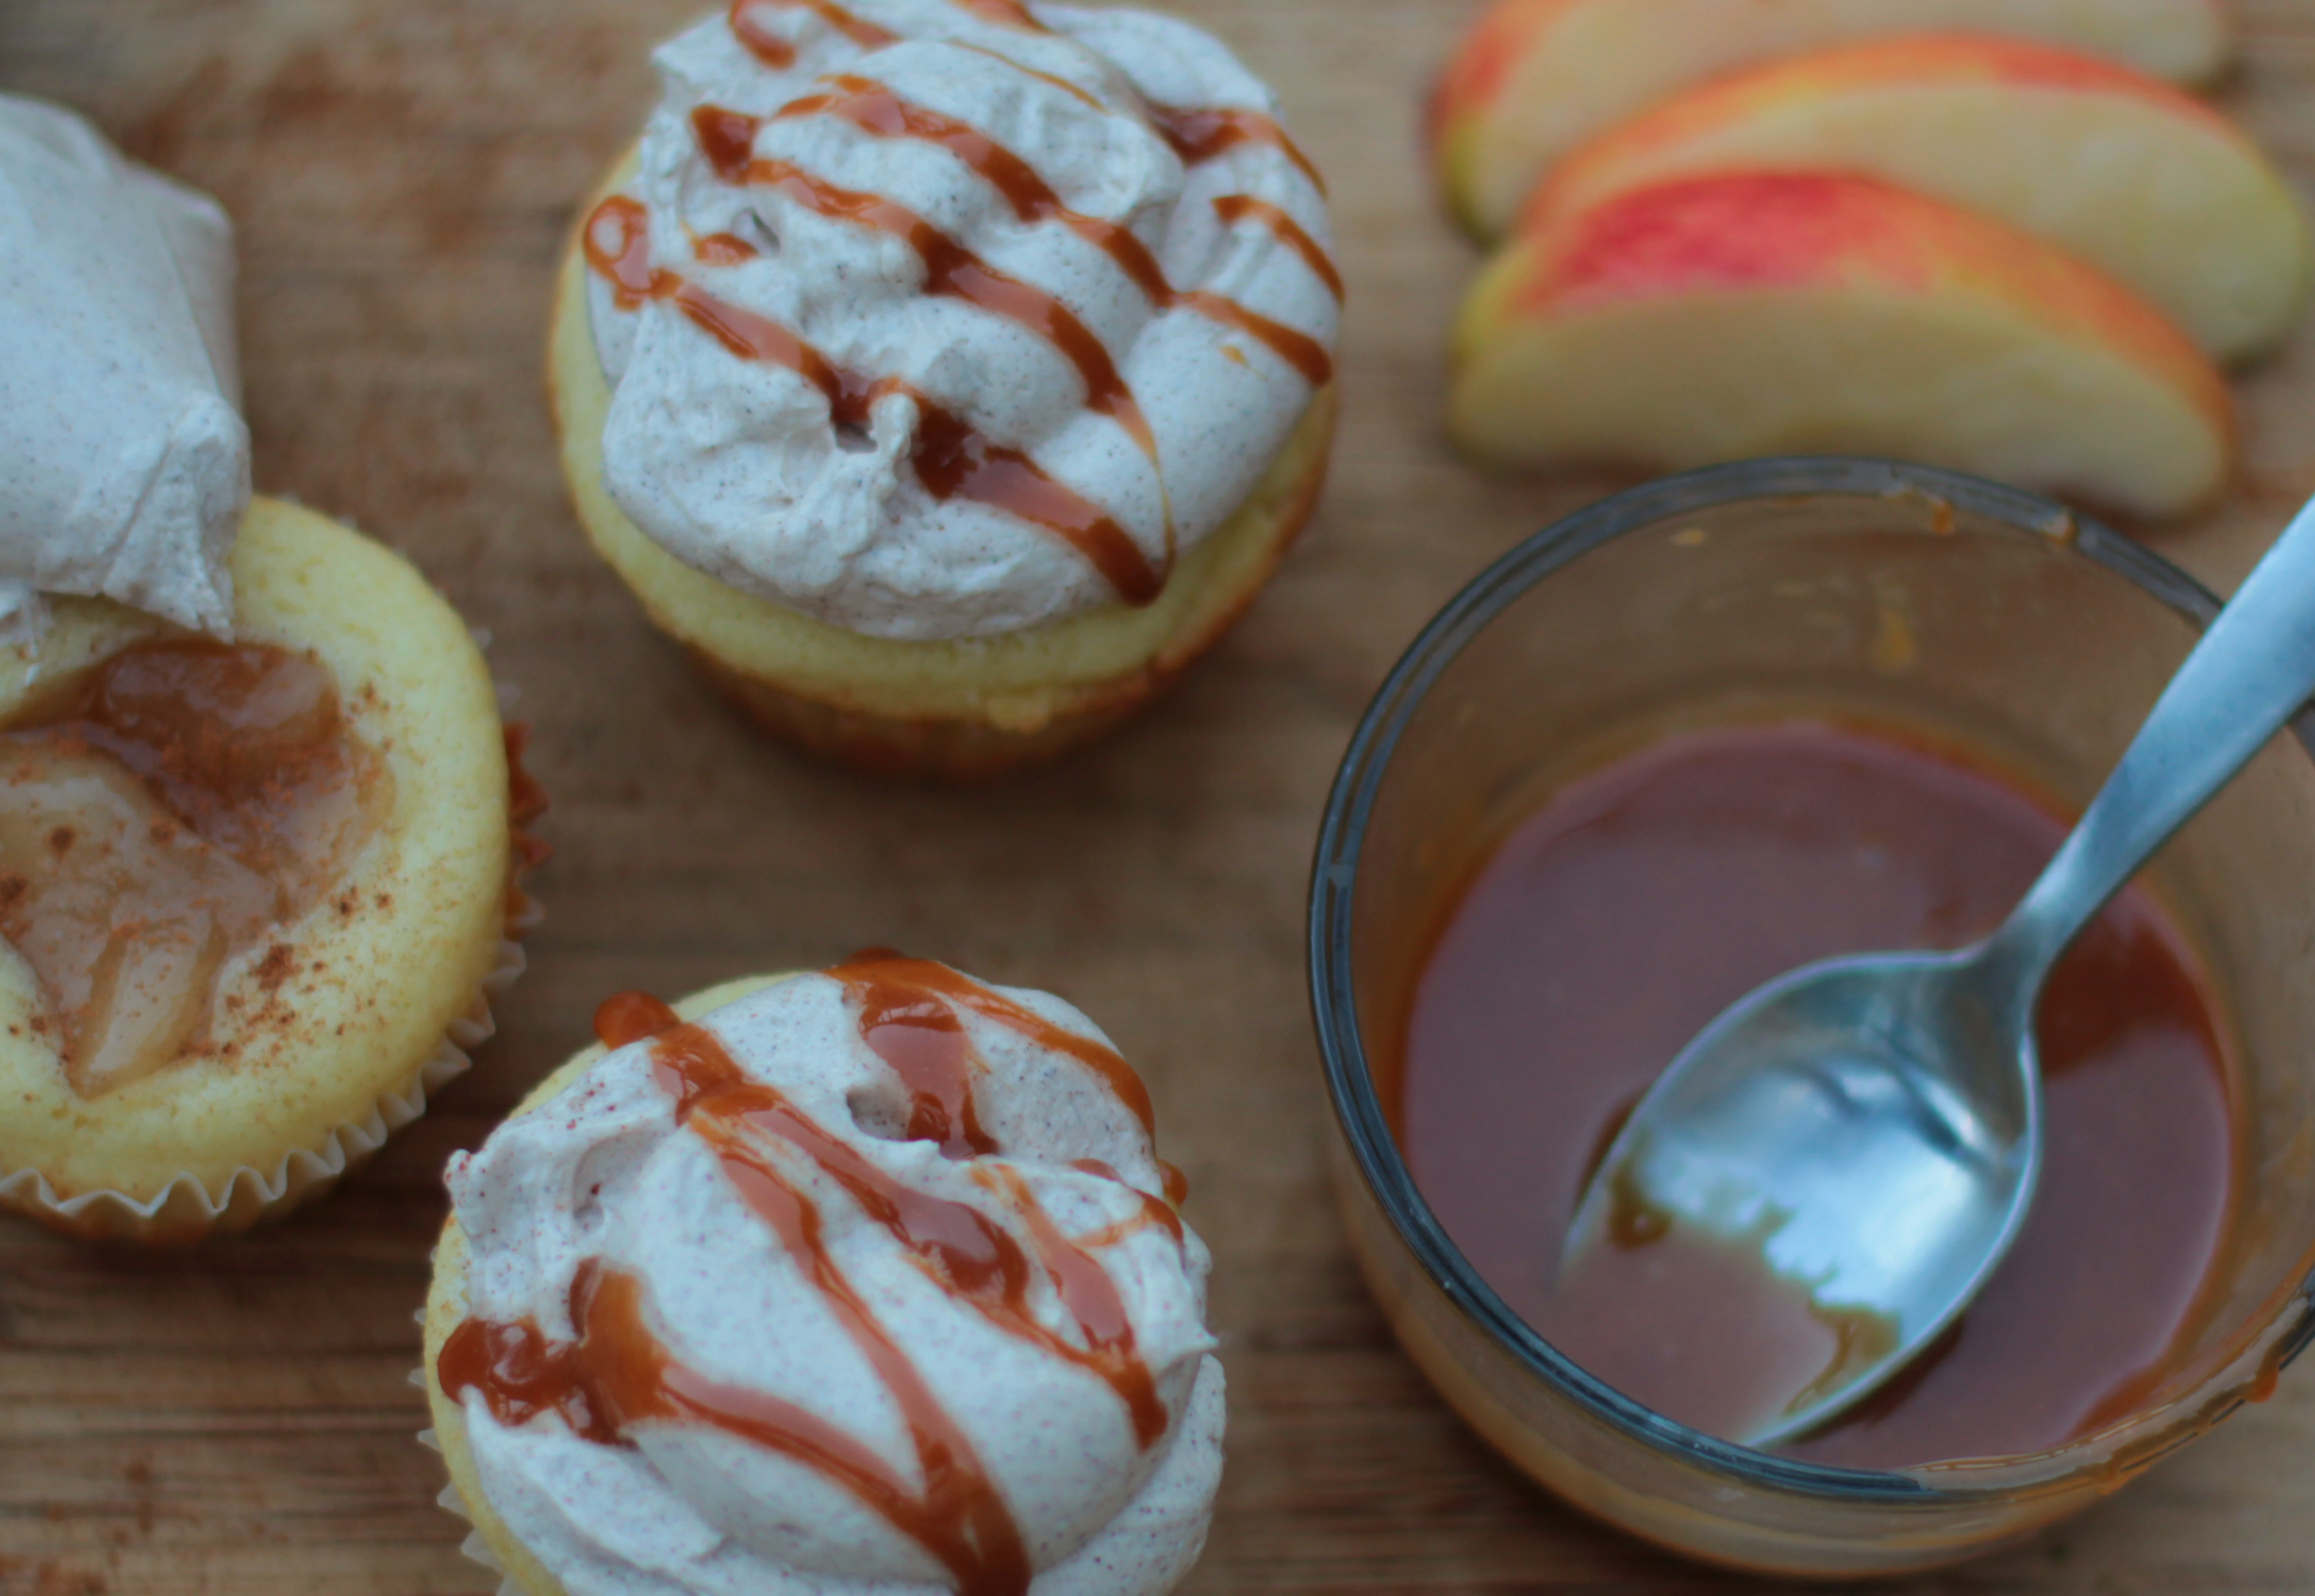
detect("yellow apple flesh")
[1431,0,2231,239]
[1530,35,2306,362]
[1451,172,2233,518]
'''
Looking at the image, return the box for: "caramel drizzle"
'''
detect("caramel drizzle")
[951,41,1103,111]
[441,1220,1031,1596]
[726,0,1045,65]
[1148,103,1327,197]
[948,0,1047,29]
[1214,194,1343,303]
[446,971,1187,1596]
[727,0,896,67]
[1069,1158,1186,1249]
[693,107,1158,465]
[830,948,1157,1136]
[583,194,1162,606]
[693,230,761,266]
[779,76,1333,387]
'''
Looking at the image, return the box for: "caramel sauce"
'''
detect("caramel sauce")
[776,77,1335,386]
[1213,195,1344,303]
[1068,1158,1186,1249]
[456,961,1189,1588]
[692,107,1159,464]
[594,988,681,1051]
[585,194,1163,606]
[952,41,1101,109]
[727,0,801,68]
[726,0,896,67]
[949,0,1047,29]
[693,231,762,266]
[828,948,1157,1137]
[1147,103,1327,197]
[1395,724,2238,1464]
[605,58,1339,604]
[0,639,386,1096]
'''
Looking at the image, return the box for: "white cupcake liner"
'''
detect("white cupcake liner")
[0,916,534,1242]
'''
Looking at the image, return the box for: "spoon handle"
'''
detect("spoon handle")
[1988,502,2315,996]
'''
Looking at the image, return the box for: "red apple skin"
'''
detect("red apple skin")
[1453,172,2234,517]
[1520,34,2306,359]
[1430,0,2233,239]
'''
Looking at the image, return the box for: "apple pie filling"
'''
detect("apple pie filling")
[0,639,389,1097]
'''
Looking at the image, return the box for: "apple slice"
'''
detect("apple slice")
[1530,35,2307,363]
[1449,173,2232,518]
[1431,0,2231,239]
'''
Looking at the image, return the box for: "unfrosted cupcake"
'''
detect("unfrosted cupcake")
[423,955,1221,1596]
[0,98,540,1240]
[551,0,1341,777]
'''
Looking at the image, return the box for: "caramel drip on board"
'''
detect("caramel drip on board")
[583,194,1162,605]
[777,77,1335,386]
[691,107,1158,463]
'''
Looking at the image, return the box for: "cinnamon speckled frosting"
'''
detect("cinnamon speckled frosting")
[0,95,248,643]
[441,960,1222,1596]
[585,0,1339,641]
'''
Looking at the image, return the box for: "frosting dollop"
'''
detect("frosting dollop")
[0,96,248,643]
[587,0,1339,640]
[442,958,1222,1596]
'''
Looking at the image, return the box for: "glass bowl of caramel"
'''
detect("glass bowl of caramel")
[1310,457,2315,1577]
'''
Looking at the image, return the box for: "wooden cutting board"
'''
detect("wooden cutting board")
[4,1,2315,1590]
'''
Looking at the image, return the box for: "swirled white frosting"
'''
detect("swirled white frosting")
[0,95,247,643]
[447,970,1223,1596]
[588,0,1337,640]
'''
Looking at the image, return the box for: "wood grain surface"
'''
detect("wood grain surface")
[5,1,2315,1591]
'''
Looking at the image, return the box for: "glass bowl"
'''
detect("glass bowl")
[1309,458,2315,1577]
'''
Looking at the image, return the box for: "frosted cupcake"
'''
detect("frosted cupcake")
[423,955,1221,1596]
[551,0,1341,777]
[0,98,540,1240]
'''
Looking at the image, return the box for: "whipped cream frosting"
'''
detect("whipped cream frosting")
[443,959,1222,1596]
[585,0,1340,640]
[0,96,248,643]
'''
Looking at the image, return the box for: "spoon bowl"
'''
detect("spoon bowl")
[1567,945,2042,1445]
[1567,489,2315,1448]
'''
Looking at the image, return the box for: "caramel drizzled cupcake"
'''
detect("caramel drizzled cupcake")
[0,499,539,1240]
[0,99,540,1239]
[423,955,1219,1596]
[552,0,1341,776]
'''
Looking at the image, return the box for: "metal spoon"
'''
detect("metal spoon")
[1563,497,2315,1450]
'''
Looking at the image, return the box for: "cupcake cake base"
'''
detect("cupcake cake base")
[549,163,1340,781]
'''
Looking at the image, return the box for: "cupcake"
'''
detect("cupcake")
[551,0,1341,777]
[423,954,1222,1596]
[0,98,540,1240]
